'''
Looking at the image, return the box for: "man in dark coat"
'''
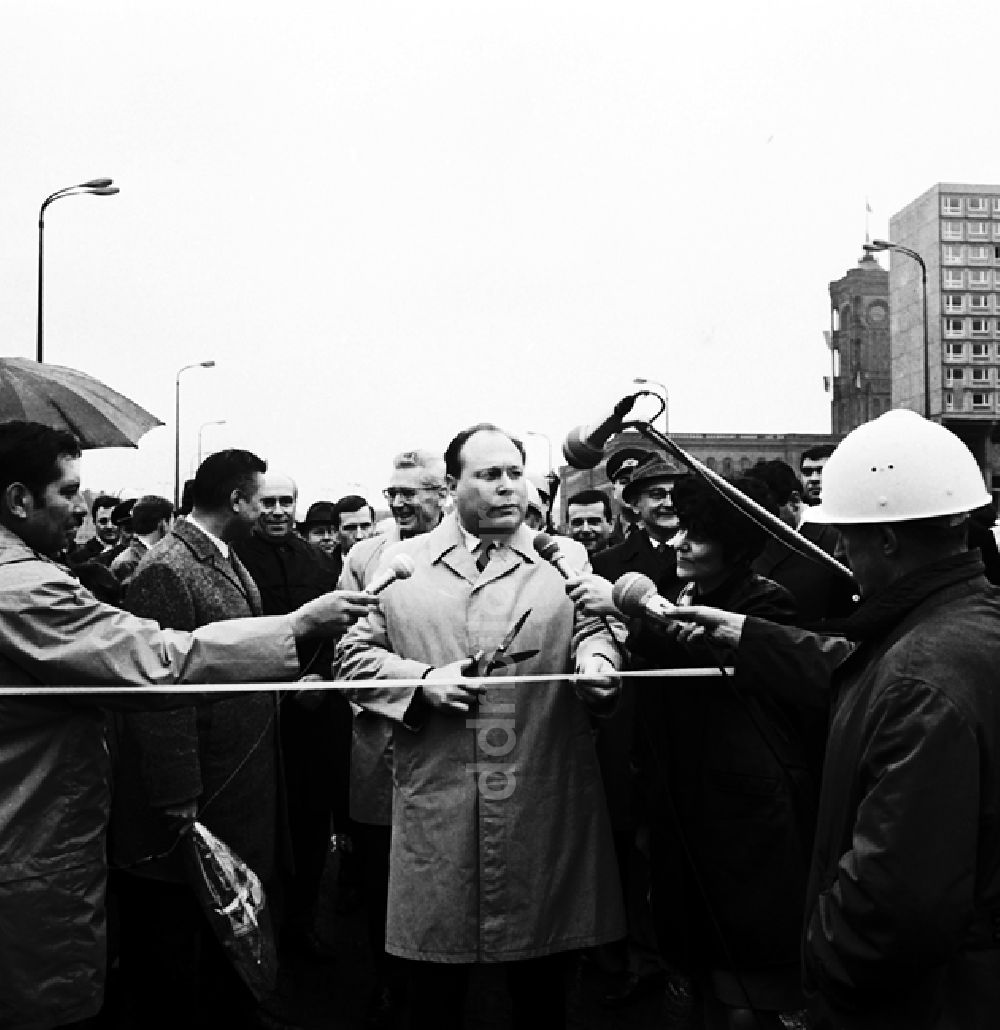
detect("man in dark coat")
[668,410,1000,1030]
[113,450,297,1028]
[234,471,343,959]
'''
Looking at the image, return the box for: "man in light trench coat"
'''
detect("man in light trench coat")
[334,423,627,1030]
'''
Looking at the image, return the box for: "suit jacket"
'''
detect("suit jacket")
[754,521,857,626]
[111,518,284,883]
[334,514,626,961]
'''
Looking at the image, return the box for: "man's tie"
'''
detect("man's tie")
[476,541,496,574]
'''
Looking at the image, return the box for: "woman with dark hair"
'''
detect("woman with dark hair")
[642,475,822,1030]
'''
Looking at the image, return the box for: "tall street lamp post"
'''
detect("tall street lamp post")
[197,419,228,465]
[175,361,216,509]
[37,178,120,363]
[633,377,670,433]
[864,239,930,417]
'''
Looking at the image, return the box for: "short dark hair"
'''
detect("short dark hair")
[747,460,803,508]
[131,495,174,535]
[443,423,526,479]
[672,474,778,566]
[334,494,374,527]
[0,421,81,502]
[91,494,119,520]
[567,489,612,522]
[191,449,267,510]
[800,444,836,468]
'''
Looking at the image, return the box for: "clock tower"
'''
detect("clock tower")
[826,251,891,435]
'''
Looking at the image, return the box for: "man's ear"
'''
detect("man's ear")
[228,488,242,513]
[879,524,899,557]
[445,475,458,497]
[3,482,34,521]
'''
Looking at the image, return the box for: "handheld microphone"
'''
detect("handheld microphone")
[367,553,415,595]
[562,393,641,469]
[611,572,678,624]
[532,532,574,579]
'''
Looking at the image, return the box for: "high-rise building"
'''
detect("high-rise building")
[888,183,1000,478]
[826,251,891,435]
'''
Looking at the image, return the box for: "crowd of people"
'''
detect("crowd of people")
[1,411,999,1030]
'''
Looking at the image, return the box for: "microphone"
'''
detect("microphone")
[367,553,416,595]
[532,532,574,579]
[611,572,678,624]
[562,392,641,469]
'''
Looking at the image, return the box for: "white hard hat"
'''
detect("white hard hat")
[810,409,991,524]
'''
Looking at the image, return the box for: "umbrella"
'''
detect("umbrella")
[0,357,163,449]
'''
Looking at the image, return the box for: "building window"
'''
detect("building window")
[945,390,955,411]
[973,342,990,358]
[973,368,991,382]
[945,318,965,335]
[945,294,964,312]
[946,368,965,383]
[942,221,964,240]
[943,244,964,263]
[973,318,990,334]
[969,245,990,263]
[969,222,990,238]
[971,294,990,310]
[942,197,963,215]
[972,392,991,409]
[970,270,990,288]
[945,342,964,358]
[968,197,988,215]
[944,269,964,287]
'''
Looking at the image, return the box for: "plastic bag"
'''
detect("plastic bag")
[182,821,278,1001]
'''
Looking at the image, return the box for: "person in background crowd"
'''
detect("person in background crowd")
[99,497,137,568]
[665,411,1000,1030]
[604,447,658,546]
[799,444,836,506]
[111,495,173,585]
[234,472,343,963]
[339,447,449,1028]
[69,493,120,565]
[113,450,371,1030]
[0,422,372,1030]
[566,488,614,556]
[523,478,547,531]
[335,423,626,1030]
[748,459,857,625]
[299,500,340,559]
[334,494,375,559]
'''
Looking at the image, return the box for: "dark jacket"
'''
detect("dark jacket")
[111,519,285,883]
[740,552,1000,1029]
[753,521,858,626]
[646,568,819,992]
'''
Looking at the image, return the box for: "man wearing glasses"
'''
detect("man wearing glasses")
[338,448,448,1029]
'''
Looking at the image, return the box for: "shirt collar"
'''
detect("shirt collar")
[186,514,229,558]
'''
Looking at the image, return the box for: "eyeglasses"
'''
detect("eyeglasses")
[383,486,436,502]
[640,488,674,502]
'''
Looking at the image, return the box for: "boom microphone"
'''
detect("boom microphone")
[611,572,678,625]
[532,532,574,579]
[367,553,415,595]
[562,392,641,469]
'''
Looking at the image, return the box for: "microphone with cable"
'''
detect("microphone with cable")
[611,571,679,625]
[532,532,575,580]
[367,553,416,595]
[561,392,642,469]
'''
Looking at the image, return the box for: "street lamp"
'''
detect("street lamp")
[175,361,216,509]
[197,419,227,465]
[864,238,930,417]
[633,377,670,433]
[37,178,120,363]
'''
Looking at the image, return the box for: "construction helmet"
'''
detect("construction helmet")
[809,409,991,524]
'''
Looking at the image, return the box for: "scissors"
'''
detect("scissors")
[465,607,539,677]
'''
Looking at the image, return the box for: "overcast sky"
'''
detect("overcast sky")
[3,1,997,507]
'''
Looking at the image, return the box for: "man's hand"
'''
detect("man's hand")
[564,573,619,618]
[421,657,486,713]
[574,653,620,707]
[663,605,747,650]
[289,590,380,639]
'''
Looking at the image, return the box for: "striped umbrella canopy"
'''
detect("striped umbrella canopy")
[0,356,163,449]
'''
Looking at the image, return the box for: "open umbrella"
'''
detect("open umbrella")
[0,357,163,449]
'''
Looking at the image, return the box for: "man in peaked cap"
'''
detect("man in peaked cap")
[604,447,659,546]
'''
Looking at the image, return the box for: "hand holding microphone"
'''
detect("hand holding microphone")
[367,553,416,595]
